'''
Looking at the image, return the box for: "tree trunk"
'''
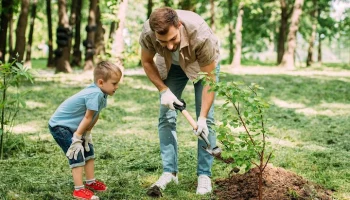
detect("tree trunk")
[55,0,73,73]
[147,0,153,19]
[24,0,38,68]
[306,0,317,67]
[109,21,116,40]
[71,0,82,67]
[280,0,304,70]
[210,0,215,32]
[11,0,30,62]
[277,0,288,64]
[46,0,54,67]
[94,5,105,63]
[0,0,13,63]
[8,15,14,58]
[111,0,128,81]
[318,32,322,64]
[83,0,98,71]
[231,2,244,69]
[68,0,77,67]
[228,0,234,64]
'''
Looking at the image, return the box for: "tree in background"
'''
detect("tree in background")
[83,0,98,70]
[46,0,54,67]
[24,0,38,68]
[11,0,30,62]
[306,0,318,67]
[147,0,153,19]
[0,0,14,63]
[71,0,83,67]
[55,0,73,73]
[179,0,196,12]
[280,0,304,69]
[277,0,293,65]
[232,2,244,68]
[163,0,174,7]
[94,5,105,63]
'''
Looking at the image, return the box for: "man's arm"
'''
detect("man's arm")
[199,61,216,118]
[141,48,168,92]
[75,109,95,136]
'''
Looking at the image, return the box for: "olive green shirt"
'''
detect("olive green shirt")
[139,10,220,81]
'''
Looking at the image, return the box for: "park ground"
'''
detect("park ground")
[0,61,349,199]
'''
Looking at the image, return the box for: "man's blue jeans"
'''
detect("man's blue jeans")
[158,64,219,177]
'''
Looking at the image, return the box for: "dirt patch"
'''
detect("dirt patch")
[214,164,333,200]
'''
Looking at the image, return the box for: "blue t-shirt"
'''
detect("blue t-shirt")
[49,83,107,131]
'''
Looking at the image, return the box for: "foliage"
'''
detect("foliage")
[197,71,272,199]
[0,58,34,159]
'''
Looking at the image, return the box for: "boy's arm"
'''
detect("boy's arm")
[87,113,99,131]
[75,109,95,137]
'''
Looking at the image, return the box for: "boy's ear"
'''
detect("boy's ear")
[97,78,104,86]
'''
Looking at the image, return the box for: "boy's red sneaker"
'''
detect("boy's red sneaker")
[73,188,99,200]
[85,180,108,192]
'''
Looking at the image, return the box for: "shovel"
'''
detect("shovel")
[173,99,234,164]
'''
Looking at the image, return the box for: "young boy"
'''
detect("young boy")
[48,61,122,200]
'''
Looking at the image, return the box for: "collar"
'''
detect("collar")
[179,24,189,50]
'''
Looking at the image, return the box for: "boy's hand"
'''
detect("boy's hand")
[84,131,93,152]
[66,133,84,160]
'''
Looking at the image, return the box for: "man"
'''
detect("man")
[139,7,220,195]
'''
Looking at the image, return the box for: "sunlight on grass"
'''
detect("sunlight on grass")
[272,97,305,109]
[28,133,52,141]
[123,77,157,92]
[12,121,42,134]
[25,100,47,109]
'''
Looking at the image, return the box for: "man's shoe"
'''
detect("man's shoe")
[151,172,178,190]
[73,188,99,200]
[85,180,107,192]
[196,175,212,195]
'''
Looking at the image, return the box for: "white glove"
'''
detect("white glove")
[160,88,183,110]
[84,131,93,152]
[194,117,209,140]
[66,133,85,160]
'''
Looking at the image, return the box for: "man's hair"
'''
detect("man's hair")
[149,7,179,35]
[94,61,122,83]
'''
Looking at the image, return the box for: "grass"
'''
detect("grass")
[0,62,349,199]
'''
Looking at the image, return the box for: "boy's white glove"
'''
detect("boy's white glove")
[66,133,84,160]
[160,88,183,110]
[84,131,93,152]
[194,117,209,140]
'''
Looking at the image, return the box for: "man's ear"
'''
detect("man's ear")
[178,21,182,28]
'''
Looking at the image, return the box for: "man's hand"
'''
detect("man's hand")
[194,117,209,140]
[160,88,183,110]
[84,131,93,152]
[66,133,84,160]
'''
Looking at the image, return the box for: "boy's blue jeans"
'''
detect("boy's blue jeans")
[158,64,219,177]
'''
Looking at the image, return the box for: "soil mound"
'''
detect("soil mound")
[214,164,333,200]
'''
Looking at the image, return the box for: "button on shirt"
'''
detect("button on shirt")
[139,10,220,81]
[49,83,107,132]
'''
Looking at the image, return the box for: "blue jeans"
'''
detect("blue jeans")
[158,64,219,177]
[48,125,94,168]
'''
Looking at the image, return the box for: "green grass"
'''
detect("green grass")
[0,66,349,199]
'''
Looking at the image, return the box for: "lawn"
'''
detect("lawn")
[0,63,349,200]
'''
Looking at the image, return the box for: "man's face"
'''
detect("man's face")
[155,25,181,52]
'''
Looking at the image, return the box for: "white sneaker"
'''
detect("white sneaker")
[196,175,212,195]
[151,172,178,190]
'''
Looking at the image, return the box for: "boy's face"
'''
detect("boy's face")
[97,73,120,96]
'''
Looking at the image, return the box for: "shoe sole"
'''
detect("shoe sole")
[147,185,163,198]
[73,195,100,200]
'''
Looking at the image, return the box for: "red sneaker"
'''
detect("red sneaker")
[73,188,99,200]
[85,180,108,192]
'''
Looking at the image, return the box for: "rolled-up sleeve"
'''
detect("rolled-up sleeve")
[139,24,156,55]
[195,28,219,67]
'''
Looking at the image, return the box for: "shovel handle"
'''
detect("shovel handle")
[181,110,198,129]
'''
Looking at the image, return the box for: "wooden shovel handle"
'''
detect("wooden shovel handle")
[181,110,198,130]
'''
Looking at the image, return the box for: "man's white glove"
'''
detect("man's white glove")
[160,88,183,110]
[84,131,93,152]
[194,117,209,140]
[66,133,84,160]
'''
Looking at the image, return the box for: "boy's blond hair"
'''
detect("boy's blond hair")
[93,61,122,83]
